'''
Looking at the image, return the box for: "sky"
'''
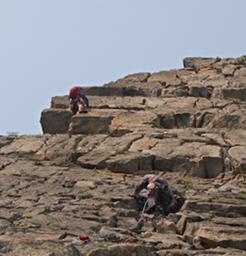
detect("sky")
[0,0,245,135]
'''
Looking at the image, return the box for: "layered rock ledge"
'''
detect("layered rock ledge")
[40,56,246,177]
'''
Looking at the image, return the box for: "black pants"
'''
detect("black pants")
[135,193,185,216]
[70,96,89,115]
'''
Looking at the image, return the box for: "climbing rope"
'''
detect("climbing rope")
[130,198,149,230]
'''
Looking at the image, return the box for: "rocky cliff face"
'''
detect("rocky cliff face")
[0,56,246,255]
[41,56,246,177]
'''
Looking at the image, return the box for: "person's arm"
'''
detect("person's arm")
[134,178,148,196]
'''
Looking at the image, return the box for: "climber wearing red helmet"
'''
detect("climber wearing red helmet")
[69,86,89,115]
[69,86,80,97]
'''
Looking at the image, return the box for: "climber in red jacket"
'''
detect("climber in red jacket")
[69,86,89,115]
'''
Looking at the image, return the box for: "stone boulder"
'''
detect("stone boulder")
[110,111,159,134]
[106,152,154,173]
[185,222,246,251]
[234,67,246,84]
[87,243,151,256]
[131,138,224,178]
[183,57,220,69]
[122,72,151,82]
[83,86,124,96]
[228,146,246,173]
[51,95,69,109]
[148,70,181,86]
[40,109,72,134]
[68,110,125,135]
[76,133,142,169]
[222,88,246,101]
[69,114,113,135]
[0,136,45,156]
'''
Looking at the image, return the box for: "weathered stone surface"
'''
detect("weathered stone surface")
[0,136,45,156]
[183,199,246,217]
[234,67,246,84]
[222,88,246,101]
[222,64,237,76]
[110,111,159,134]
[77,133,142,169]
[0,136,14,148]
[87,243,151,256]
[194,103,246,129]
[123,72,151,82]
[34,134,82,163]
[133,138,224,177]
[51,96,148,111]
[228,146,246,173]
[0,156,17,170]
[203,75,228,89]
[158,247,246,256]
[0,147,246,255]
[83,86,124,96]
[185,222,246,250]
[69,110,121,135]
[3,55,246,255]
[148,70,181,86]
[41,55,246,134]
[183,57,220,69]
[106,152,153,172]
[189,85,211,98]
[87,96,146,110]
[51,95,70,109]
[225,129,246,146]
[140,232,189,250]
[40,109,72,134]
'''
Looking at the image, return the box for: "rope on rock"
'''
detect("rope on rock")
[130,198,149,230]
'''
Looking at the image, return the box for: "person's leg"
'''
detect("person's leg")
[133,195,147,212]
[168,194,185,214]
[145,197,156,214]
[79,95,89,113]
[130,196,148,233]
[155,190,172,216]
[84,95,89,108]
[78,99,85,113]
[70,99,78,115]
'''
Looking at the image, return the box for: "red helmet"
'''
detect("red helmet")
[70,86,80,95]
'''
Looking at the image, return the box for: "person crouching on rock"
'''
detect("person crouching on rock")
[69,86,89,115]
[130,174,184,233]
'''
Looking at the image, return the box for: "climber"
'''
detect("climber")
[69,86,89,115]
[130,174,184,233]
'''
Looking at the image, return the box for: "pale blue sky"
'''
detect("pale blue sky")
[0,0,245,135]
